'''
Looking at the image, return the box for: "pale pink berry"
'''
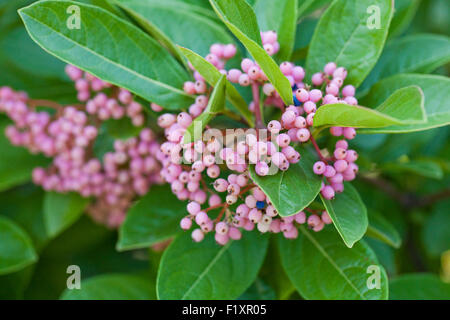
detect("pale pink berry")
[335,139,348,149]
[296,128,310,142]
[245,195,257,208]
[238,74,250,86]
[223,44,237,59]
[215,221,229,235]
[311,72,324,86]
[294,211,306,224]
[228,227,242,240]
[321,185,335,200]
[345,150,358,162]
[334,148,347,160]
[267,120,282,133]
[249,208,262,223]
[213,178,228,192]
[255,161,269,176]
[227,69,242,83]
[295,88,309,102]
[292,66,305,82]
[180,217,192,230]
[313,161,326,175]
[330,126,343,136]
[192,229,204,242]
[334,159,348,173]
[324,62,336,75]
[343,127,356,140]
[241,58,254,73]
[183,81,196,94]
[342,85,355,97]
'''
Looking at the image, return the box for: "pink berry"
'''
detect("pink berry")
[192,229,204,242]
[180,217,192,230]
[321,185,335,200]
[313,161,326,175]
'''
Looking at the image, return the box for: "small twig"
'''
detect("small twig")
[251,82,264,129]
[309,135,327,163]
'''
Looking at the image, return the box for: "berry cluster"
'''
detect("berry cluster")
[0,66,162,228]
[156,31,361,245]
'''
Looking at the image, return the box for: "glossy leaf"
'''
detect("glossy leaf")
[43,192,90,238]
[210,0,293,105]
[114,0,236,58]
[388,0,421,38]
[157,231,269,299]
[362,34,450,90]
[320,182,367,248]
[117,185,186,251]
[0,216,37,275]
[183,75,226,143]
[253,0,297,61]
[359,74,450,133]
[0,118,50,192]
[366,211,401,248]
[61,273,156,300]
[297,0,333,19]
[278,227,389,300]
[389,274,450,300]
[0,185,49,251]
[313,86,425,128]
[19,0,194,110]
[250,147,322,217]
[306,0,394,87]
[179,46,253,125]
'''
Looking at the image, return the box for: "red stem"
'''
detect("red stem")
[251,82,264,129]
[310,135,327,164]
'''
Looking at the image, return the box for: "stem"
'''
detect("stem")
[28,99,64,110]
[251,82,264,129]
[309,135,327,163]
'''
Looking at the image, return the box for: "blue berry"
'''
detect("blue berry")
[256,200,265,209]
[293,94,301,106]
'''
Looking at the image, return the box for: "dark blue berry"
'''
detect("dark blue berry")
[256,201,265,209]
[292,84,298,91]
[293,95,301,106]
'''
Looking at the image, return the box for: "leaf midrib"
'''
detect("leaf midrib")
[19,6,190,96]
[181,240,233,299]
[299,227,366,299]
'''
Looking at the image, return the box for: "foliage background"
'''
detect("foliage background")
[0,0,449,300]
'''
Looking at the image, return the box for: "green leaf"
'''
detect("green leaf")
[61,273,156,300]
[297,0,333,19]
[366,211,401,248]
[278,227,389,300]
[389,274,450,300]
[0,216,37,275]
[422,203,450,258]
[43,192,90,238]
[210,0,293,105]
[362,34,450,90]
[388,0,421,38]
[306,0,394,87]
[117,185,186,251]
[238,278,276,300]
[253,0,297,61]
[0,184,49,251]
[320,182,367,248]
[359,74,450,133]
[179,46,253,125]
[249,147,322,217]
[183,75,226,143]
[0,118,50,192]
[381,159,444,180]
[114,0,236,58]
[19,0,194,110]
[157,231,269,299]
[313,86,425,128]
